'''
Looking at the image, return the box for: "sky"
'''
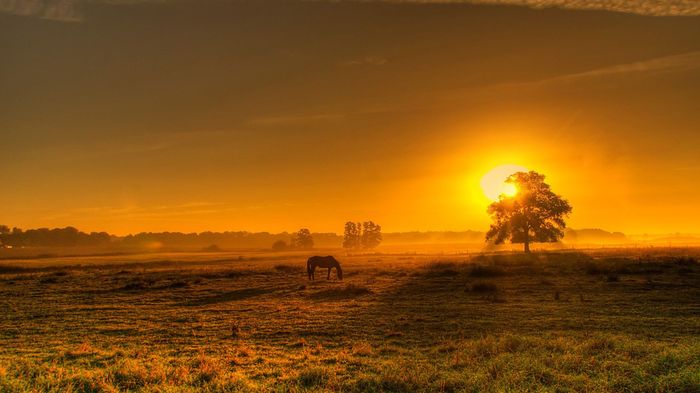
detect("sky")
[1,0,699,235]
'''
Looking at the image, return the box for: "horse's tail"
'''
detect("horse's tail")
[307,258,313,279]
[335,261,343,280]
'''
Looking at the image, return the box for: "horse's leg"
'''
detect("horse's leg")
[327,268,331,280]
[311,267,315,281]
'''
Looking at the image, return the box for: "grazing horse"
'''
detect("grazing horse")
[307,256,343,281]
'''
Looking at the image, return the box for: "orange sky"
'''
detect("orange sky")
[1,1,699,235]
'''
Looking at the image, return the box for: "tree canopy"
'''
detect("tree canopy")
[343,221,382,250]
[291,228,314,250]
[485,171,572,253]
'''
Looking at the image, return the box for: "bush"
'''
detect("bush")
[425,262,459,277]
[200,244,222,252]
[39,276,58,284]
[469,282,499,293]
[271,240,287,251]
[469,265,506,277]
[585,262,607,275]
[672,256,697,266]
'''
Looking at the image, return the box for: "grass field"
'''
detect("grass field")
[1,248,699,392]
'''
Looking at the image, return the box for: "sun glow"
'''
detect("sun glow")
[480,164,527,201]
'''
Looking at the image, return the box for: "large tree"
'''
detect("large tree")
[486,171,572,253]
[361,221,382,249]
[342,221,382,250]
[342,222,361,249]
[292,228,314,250]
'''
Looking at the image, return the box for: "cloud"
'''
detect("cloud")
[4,0,699,22]
[0,0,82,22]
[440,51,700,97]
[381,0,700,17]
[358,51,700,116]
[513,51,700,86]
[0,0,163,22]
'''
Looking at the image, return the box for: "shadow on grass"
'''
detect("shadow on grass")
[309,284,373,301]
[179,287,276,306]
[309,251,700,343]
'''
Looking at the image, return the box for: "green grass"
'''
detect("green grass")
[0,248,699,392]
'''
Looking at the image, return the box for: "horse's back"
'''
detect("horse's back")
[308,255,338,266]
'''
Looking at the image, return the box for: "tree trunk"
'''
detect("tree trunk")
[523,220,531,253]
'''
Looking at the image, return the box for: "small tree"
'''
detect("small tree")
[361,221,382,249]
[486,171,572,253]
[271,240,287,251]
[0,225,8,247]
[292,228,314,250]
[342,222,361,249]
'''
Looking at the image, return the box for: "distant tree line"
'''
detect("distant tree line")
[0,223,621,250]
[122,230,338,249]
[0,225,337,249]
[0,226,112,247]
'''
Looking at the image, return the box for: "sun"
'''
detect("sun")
[480,164,528,201]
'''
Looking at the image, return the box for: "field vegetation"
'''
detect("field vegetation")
[0,248,699,392]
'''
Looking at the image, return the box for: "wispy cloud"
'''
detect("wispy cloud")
[1,0,82,22]
[4,0,698,22]
[506,51,700,87]
[0,0,163,22]
[331,50,700,117]
[379,0,700,17]
[432,50,700,103]
[247,113,345,127]
[41,201,233,222]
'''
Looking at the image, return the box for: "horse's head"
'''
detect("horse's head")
[333,258,343,280]
[336,265,343,280]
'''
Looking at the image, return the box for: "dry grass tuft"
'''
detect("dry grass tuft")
[288,338,308,348]
[297,366,329,388]
[193,354,223,384]
[112,358,164,389]
[424,261,460,277]
[352,342,374,357]
[231,322,241,338]
[274,264,303,274]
